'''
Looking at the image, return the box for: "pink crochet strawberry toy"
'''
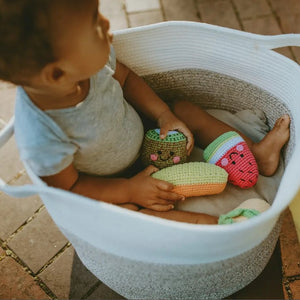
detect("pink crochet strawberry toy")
[203,131,259,189]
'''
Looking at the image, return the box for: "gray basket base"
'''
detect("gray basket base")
[66,221,281,300]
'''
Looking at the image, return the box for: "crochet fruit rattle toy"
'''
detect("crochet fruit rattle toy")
[152,162,228,198]
[203,131,259,189]
[141,129,228,197]
[141,129,188,169]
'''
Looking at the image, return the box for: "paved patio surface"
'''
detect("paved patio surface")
[0,0,299,299]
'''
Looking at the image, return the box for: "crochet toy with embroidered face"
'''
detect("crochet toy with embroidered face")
[141,129,188,169]
[203,131,259,189]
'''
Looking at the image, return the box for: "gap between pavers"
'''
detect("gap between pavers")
[161,0,200,21]
[38,245,99,299]
[7,208,68,274]
[86,282,124,300]
[0,136,24,183]
[0,173,43,241]
[233,0,272,20]
[0,254,51,300]
[289,279,300,300]
[125,0,160,13]
[196,0,241,30]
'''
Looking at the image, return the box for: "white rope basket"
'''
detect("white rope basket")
[1,22,300,299]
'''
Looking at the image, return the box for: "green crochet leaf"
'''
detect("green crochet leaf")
[218,208,260,225]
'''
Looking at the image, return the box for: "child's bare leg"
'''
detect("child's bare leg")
[173,100,290,176]
[140,208,218,224]
[119,204,217,224]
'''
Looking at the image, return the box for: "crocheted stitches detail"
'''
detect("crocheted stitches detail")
[203,131,241,163]
[151,162,228,185]
[146,129,186,142]
[172,183,226,197]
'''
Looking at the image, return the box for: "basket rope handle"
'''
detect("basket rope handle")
[255,33,300,50]
[0,179,41,197]
[119,22,300,50]
[0,117,42,198]
[0,117,14,148]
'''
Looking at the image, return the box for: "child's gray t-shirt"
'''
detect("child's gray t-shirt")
[14,47,144,177]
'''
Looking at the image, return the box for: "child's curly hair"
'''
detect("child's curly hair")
[0,0,55,85]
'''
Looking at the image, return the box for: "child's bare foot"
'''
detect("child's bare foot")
[252,115,290,176]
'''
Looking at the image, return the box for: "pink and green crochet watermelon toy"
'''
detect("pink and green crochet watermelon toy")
[203,131,259,189]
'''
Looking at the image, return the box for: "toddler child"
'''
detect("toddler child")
[0,0,290,224]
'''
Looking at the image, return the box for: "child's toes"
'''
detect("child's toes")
[276,114,290,129]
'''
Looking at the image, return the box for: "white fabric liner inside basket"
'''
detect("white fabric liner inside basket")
[1,21,300,266]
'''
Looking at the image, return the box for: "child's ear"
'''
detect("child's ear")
[40,62,66,86]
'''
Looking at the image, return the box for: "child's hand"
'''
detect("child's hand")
[157,109,194,155]
[127,165,185,211]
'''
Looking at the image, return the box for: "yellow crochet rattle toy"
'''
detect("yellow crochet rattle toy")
[141,129,228,197]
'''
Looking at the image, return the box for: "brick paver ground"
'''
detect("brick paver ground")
[0,0,299,299]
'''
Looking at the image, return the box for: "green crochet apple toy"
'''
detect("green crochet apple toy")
[141,129,188,169]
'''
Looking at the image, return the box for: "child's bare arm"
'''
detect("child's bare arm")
[113,61,170,123]
[113,61,194,155]
[41,164,183,211]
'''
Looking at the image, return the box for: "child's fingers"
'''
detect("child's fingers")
[159,127,168,140]
[186,135,194,156]
[176,126,194,156]
[142,165,159,176]
[183,130,194,155]
[155,179,174,191]
[158,190,185,202]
